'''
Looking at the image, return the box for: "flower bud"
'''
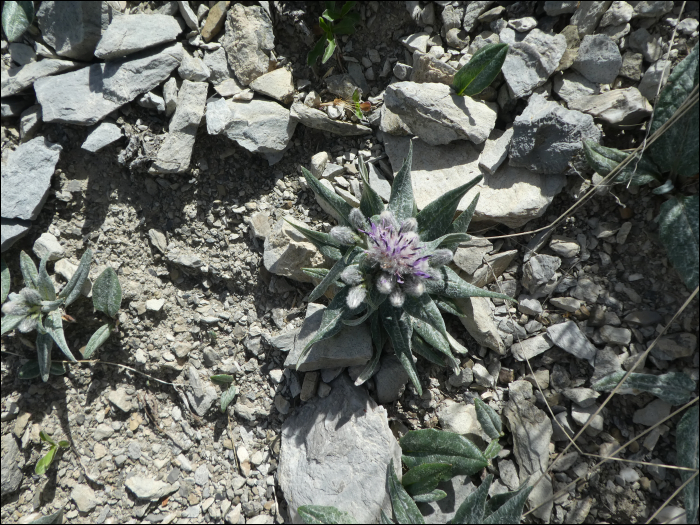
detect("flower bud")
[349,208,369,232]
[340,266,363,285]
[18,316,38,333]
[400,218,418,233]
[404,278,425,297]
[375,272,396,294]
[347,285,367,309]
[389,289,405,307]
[330,226,358,245]
[429,249,453,267]
[20,287,42,306]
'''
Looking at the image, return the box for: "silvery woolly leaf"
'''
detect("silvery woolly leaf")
[411,333,448,367]
[426,266,516,302]
[36,255,55,301]
[1,258,9,304]
[451,474,491,524]
[400,429,488,477]
[36,331,53,383]
[482,483,533,524]
[657,195,699,291]
[416,176,482,242]
[359,155,385,218]
[44,310,75,362]
[19,250,38,289]
[1,314,25,336]
[1,1,33,43]
[402,463,452,497]
[474,398,503,440]
[483,440,502,460]
[27,509,63,524]
[58,248,92,306]
[302,167,353,226]
[92,267,122,318]
[388,141,415,223]
[592,370,695,405]
[83,323,112,359]
[582,141,660,186]
[297,505,358,524]
[220,384,238,413]
[649,43,699,181]
[387,459,425,524]
[380,509,395,524]
[413,489,447,503]
[380,301,421,395]
[676,406,699,524]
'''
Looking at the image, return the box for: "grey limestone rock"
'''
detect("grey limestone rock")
[509,93,601,175]
[1,219,31,253]
[547,321,597,365]
[325,74,363,99]
[384,81,497,146]
[279,374,401,523]
[81,122,123,152]
[208,97,297,165]
[203,47,234,86]
[263,216,328,283]
[249,68,295,104]
[284,303,372,372]
[478,127,513,174]
[1,434,23,496]
[37,1,105,61]
[222,4,275,86]
[102,43,183,105]
[125,475,179,501]
[94,13,182,59]
[570,1,612,35]
[374,355,409,404]
[638,59,671,101]
[290,102,372,136]
[572,34,622,84]
[186,365,218,417]
[178,50,211,82]
[456,297,505,355]
[150,80,208,173]
[32,232,64,261]
[552,71,600,106]
[1,59,81,97]
[2,136,61,221]
[501,29,566,98]
[512,334,553,361]
[34,64,123,125]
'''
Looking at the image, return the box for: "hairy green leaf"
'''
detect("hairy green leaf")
[426,266,515,302]
[322,34,336,63]
[286,219,344,261]
[58,248,92,306]
[308,37,326,66]
[483,440,502,460]
[411,333,448,367]
[387,459,425,524]
[359,156,385,217]
[582,141,661,186]
[451,474,491,524]
[2,1,34,43]
[221,384,238,413]
[403,463,452,496]
[381,301,421,395]
[413,489,447,503]
[83,323,112,359]
[211,374,235,384]
[592,370,695,405]
[28,509,63,524]
[649,43,699,181]
[403,295,457,368]
[35,445,57,475]
[297,287,353,366]
[19,251,38,289]
[676,406,699,524]
[309,248,359,302]
[388,141,415,223]
[36,255,55,301]
[298,505,358,524]
[380,508,395,524]
[302,167,354,226]
[416,176,482,242]
[1,314,25,335]
[36,332,53,382]
[303,268,332,281]
[421,233,471,253]
[93,267,122,318]
[1,258,9,304]
[445,194,480,252]
[657,195,699,290]
[475,398,503,440]
[483,483,532,524]
[651,179,675,195]
[45,310,75,362]
[453,43,508,97]
[401,429,488,477]
[354,311,384,386]
[433,296,467,317]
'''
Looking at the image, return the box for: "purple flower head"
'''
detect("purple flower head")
[361,211,432,288]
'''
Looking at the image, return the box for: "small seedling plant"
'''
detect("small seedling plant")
[35,430,70,476]
[298,398,532,524]
[291,142,516,395]
[1,249,122,381]
[320,88,372,121]
[307,1,360,66]
[211,374,239,413]
[583,43,699,291]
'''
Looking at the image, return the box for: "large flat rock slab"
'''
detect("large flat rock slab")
[384,136,566,228]
[279,374,401,523]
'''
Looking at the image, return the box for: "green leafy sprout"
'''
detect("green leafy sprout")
[307,1,360,66]
[582,43,699,290]
[291,141,516,395]
[211,374,239,413]
[1,249,123,382]
[35,430,70,476]
[452,43,509,97]
[298,399,531,524]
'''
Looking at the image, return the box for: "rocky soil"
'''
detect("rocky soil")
[1,1,698,524]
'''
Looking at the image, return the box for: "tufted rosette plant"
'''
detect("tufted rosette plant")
[289,142,516,394]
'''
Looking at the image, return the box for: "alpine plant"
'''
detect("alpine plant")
[290,142,516,394]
